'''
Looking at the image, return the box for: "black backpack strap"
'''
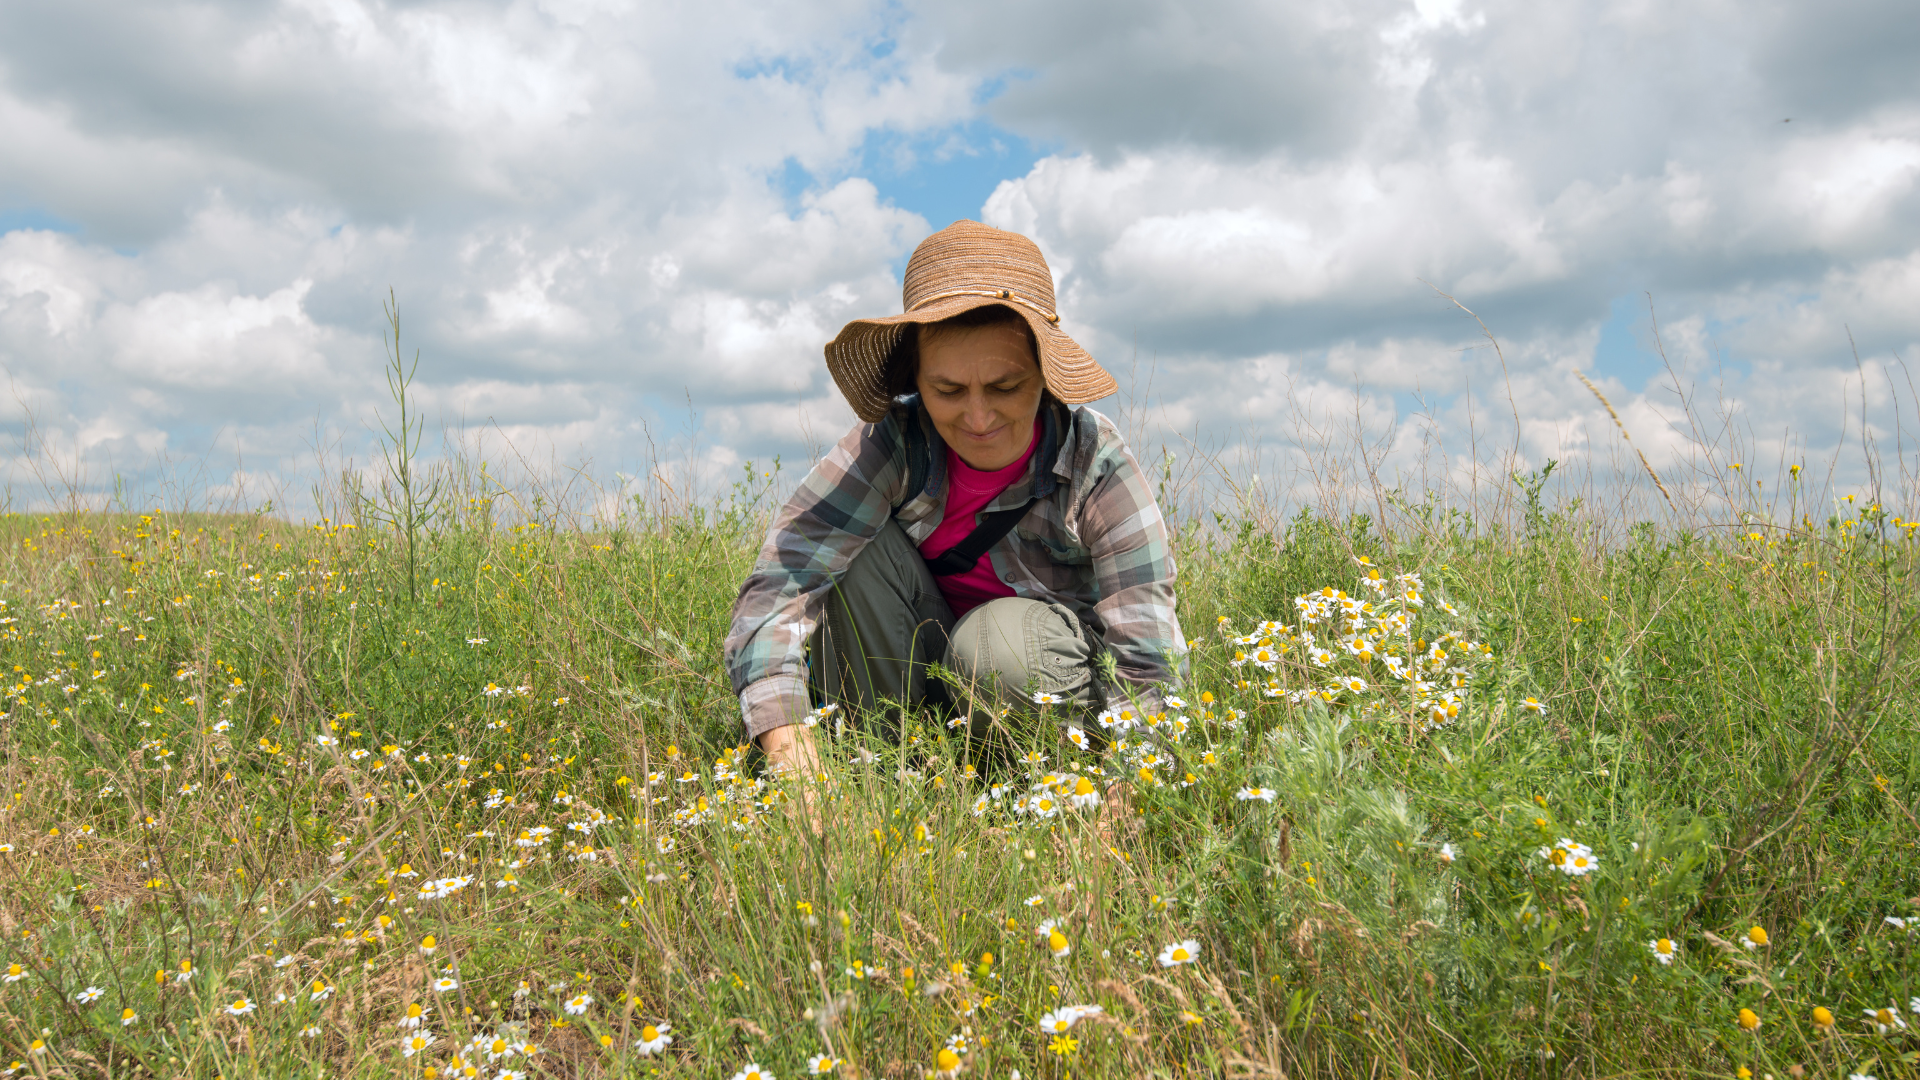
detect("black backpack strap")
[925,497,1040,577]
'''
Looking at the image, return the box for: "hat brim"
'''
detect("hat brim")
[824,295,1118,423]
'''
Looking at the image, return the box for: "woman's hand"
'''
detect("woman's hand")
[757,722,821,776]
[757,723,824,835]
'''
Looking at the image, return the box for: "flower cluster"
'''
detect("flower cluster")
[1230,566,1496,735]
[1536,838,1598,876]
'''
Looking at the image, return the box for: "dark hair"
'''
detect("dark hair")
[883,303,1039,399]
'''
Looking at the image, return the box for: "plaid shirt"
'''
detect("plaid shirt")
[726,397,1187,737]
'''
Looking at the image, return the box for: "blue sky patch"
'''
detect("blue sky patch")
[861,117,1042,231]
[0,207,79,236]
[783,117,1047,261]
[1590,293,1666,390]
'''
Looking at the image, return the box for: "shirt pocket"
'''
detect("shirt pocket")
[1015,525,1093,566]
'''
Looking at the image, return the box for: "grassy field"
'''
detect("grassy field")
[0,469,1914,1079]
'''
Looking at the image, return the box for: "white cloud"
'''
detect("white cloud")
[0,0,1914,517]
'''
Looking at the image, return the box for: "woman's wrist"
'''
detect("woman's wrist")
[757,721,821,778]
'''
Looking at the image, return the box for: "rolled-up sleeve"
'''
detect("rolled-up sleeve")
[724,414,910,735]
[1078,442,1187,695]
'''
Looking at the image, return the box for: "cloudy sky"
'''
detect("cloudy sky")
[1,0,1916,518]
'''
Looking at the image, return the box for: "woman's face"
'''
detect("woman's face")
[915,322,1045,471]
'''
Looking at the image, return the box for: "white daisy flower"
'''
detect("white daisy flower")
[635,1023,673,1056]
[1864,1005,1908,1034]
[1157,939,1200,967]
[1036,1004,1103,1034]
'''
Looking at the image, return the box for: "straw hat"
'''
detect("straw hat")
[824,220,1118,422]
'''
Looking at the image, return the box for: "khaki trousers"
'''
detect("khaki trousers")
[811,521,1104,741]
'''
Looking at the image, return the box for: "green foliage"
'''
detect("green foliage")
[0,490,1912,1079]
[355,291,448,606]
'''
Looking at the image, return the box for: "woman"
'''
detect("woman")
[724,220,1186,775]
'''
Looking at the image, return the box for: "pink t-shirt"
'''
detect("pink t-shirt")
[920,420,1039,618]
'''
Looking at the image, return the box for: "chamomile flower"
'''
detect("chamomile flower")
[1743,926,1769,950]
[932,1047,964,1078]
[564,993,592,1016]
[804,1053,837,1074]
[1648,938,1677,965]
[1047,927,1072,959]
[74,986,104,1004]
[401,1031,437,1057]
[2,964,23,983]
[1157,939,1200,967]
[1036,1004,1102,1034]
[1537,838,1596,876]
[398,1002,430,1029]
[1520,697,1547,716]
[309,980,334,1002]
[1031,690,1063,705]
[1235,786,1277,803]
[433,976,459,993]
[730,1065,774,1080]
[1067,775,1100,809]
[226,997,258,1016]
[1864,1005,1908,1034]
[635,1023,673,1056]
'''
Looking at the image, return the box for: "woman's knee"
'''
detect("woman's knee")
[946,596,1092,706]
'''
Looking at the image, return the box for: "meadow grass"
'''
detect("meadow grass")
[0,465,1914,1080]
